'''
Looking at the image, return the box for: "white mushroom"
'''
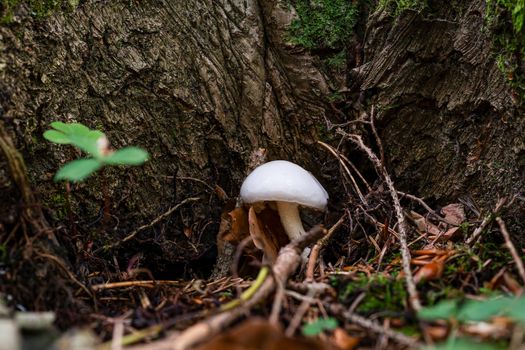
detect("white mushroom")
[240,160,328,241]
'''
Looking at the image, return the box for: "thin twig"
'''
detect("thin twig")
[339,130,421,311]
[330,304,422,348]
[369,106,385,166]
[91,280,185,291]
[306,215,346,281]
[169,225,327,350]
[269,280,285,326]
[466,198,506,246]
[285,288,317,336]
[95,197,200,252]
[496,217,525,286]
[317,141,368,204]
[36,252,93,298]
[397,190,456,225]
[177,176,216,193]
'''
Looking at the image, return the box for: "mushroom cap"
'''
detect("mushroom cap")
[240,160,329,210]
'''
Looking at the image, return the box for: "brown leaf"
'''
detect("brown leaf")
[332,328,360,350]
[195,318,334,350]
[217,207,250,247]
[441,227,462,242]
[247,206,289,263]
[462,319,510,338]
[502,272,524,295]
[214,185,229,201]
[423,325,449,340]
[406,211,442,235]
[414,257,446,284]
[441,203,465,226]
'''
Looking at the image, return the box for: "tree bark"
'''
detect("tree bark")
[0,0,331,275]
[346,1,525,241]
[1,0,524,286]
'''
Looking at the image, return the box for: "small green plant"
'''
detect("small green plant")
[43,121,148,182]
[488,0,525,33]
[419,296,525,349]
[302,317,338,336]
[419,295,525,323]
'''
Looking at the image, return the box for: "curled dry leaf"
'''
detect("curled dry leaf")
[332,328,360,350]
[423,325,449,341]
[248,206,289,263]
[440,203,466,226]
[414,256,447,284]
[217,207,250,249]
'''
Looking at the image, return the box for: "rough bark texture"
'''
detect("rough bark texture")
[1,0,524,290]
[0,0,332,276]
[347,1,524,239]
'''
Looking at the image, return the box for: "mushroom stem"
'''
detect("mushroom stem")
[276,201,306,241]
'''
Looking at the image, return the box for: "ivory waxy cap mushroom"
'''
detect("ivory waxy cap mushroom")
[240,160,328,241]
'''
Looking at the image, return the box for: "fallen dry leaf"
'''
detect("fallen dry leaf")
[440,203,465,226]
[502,272,523,295]
[248,206,288,263]
[406,211,442,236]
[214,185,229,201]
[412,249,450,257]
[462,318,510,339]
[485,268,523,295]
[195,318,335,350]
[440,227,462,242]
[423,325,449,340]
[414,256,446,284]
[332,328,360,350]
[183,227,193,238]
[217,207,250,249]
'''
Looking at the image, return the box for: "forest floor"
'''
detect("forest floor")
[3,113,525,350]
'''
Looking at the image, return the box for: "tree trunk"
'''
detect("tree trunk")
[347,0,525,242]
[1,0,524,312]
[0,0,332,278]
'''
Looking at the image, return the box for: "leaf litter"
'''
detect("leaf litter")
[3,123,525,350]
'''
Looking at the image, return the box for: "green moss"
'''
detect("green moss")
[378,0,427,16]
[338,272,408,314]
[46,193,68,220]
[1,0,78,23]
[287,0,361,50]
[486,0,525,103]
[325,51,347,69]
